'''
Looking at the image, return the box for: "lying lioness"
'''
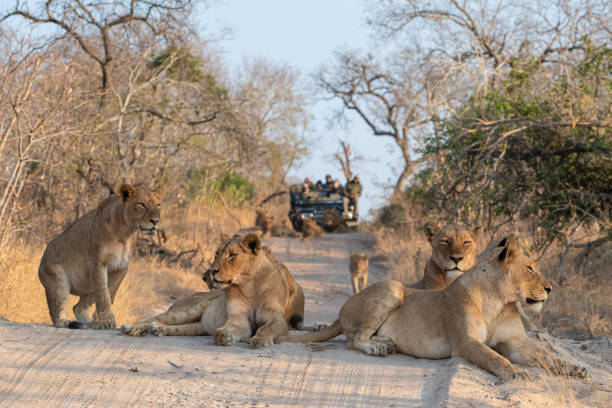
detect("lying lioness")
[122,234,306,348]
[277,236,587,381]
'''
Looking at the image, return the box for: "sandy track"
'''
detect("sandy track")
[1,232,610,407]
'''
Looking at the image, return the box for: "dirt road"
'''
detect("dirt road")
[1,233,610,407]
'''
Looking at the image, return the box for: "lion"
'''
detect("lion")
[411,220,481,290]
[38,183,163,329]
[349,253,368,294]
[255,209,299,237]
[321,209,351,233]
[121,233,307,348]
[277,236,587,381]
[301,219,323,240]
[255,209,274,237]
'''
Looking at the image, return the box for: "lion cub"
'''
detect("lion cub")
[349,253,368,294]
[38,184,162,329]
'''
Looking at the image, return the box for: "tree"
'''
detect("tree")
[318,51,444,195]
[0,0,199,100]
[410,40,612,249]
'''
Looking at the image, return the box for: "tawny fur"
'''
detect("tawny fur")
[122,234,306,348]
[411,221,481,290]
[349,253,368,294]
[38,184,162,329]
[321,209,351,233]
[277,236,587,381]
[255,209,299,237]
[301,219,323,240]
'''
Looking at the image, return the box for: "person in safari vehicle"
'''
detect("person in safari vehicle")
[343,175,362,220]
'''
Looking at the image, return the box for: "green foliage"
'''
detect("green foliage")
[214,170,255,205]
[150,47,228,99]
[409,41,612,248]
[151,46,204,82]
[186,166,254,205]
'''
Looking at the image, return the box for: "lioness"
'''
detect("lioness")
[302,219,323,240]
[349,253,368,294]
[412,220,481,290]
[255,209,274,238]
[254,209,299,237]
[39,184,162,329]
[122,234,306,348]
[277,236,587,381]
[321,209,350,233]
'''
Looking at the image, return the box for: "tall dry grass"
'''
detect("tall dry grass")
[0,196,288,325]
[372,223,611,339]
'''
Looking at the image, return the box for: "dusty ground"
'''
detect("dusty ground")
[1,233,611,407]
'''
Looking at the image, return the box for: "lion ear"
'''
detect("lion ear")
[423,220,441,242]
[118,184,136,203]
[220,232,230,242]
[498,235,520,263]
[241,233,261,255]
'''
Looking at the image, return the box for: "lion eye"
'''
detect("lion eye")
[527,265,535,272]
[228,253,237,260]
[439,241,449,246]
[137,202,146,208]
[464,240,472,246]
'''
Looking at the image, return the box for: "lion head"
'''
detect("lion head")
[424,220,481,282]
[203,233,262,290]
[322,209,344,231]
[118,184,162,235]
[494,236,552,313]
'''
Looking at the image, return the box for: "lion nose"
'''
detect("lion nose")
[449,256,464,264]
[545,286,552,294]
[149,218,159,225]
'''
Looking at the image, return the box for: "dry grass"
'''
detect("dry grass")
[0,197,290,325]
[372,223,611,339]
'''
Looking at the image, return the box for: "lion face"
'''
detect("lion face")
[204,234,261,290]
[118,184,162,235]
[322,210,343,229]
[495,236,552,313]
[424,221,480,281]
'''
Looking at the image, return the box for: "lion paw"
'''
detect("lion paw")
[311,322,330,332]
[354,338,397,357]
[93,313,117,330]
[148,322,166,337]
[371,336,399,355]
[214,328,236,347]
[250,335,274,349]
[120,323,147,336]
[498,368,533,382]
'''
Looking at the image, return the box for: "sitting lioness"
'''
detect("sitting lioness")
[411,220,481,290]
[39,184,162,329]
[122,234,306,348]
[277,236,587,381]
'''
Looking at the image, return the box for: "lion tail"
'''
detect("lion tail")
[275,320,342,343]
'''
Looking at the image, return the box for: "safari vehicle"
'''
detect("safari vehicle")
[289,184,357,231]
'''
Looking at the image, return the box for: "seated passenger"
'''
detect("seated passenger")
[315,180,323,190]
[328,180,343,196]
[322,174,334,190]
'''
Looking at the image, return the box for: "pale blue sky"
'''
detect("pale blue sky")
[199,0,402,218]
